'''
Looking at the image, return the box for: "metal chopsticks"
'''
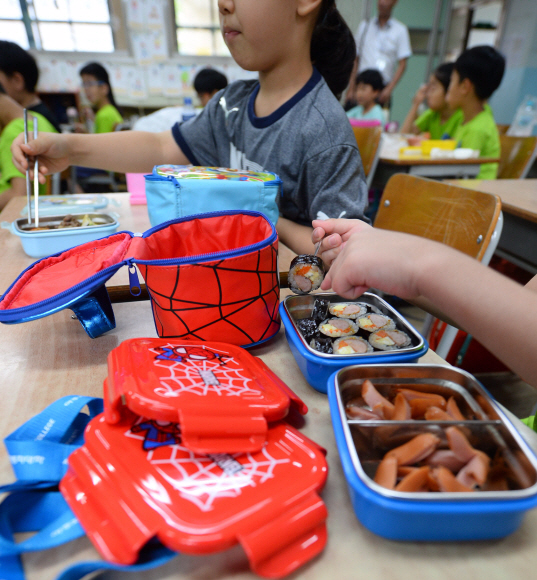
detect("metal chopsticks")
[23,110,40,228]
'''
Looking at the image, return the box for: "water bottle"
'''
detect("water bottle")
[507,95,537,136]
[182,97,196,122]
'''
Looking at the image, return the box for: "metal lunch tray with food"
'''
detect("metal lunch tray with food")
[280,292,428,393]
[20,194,119,217]
[1,212,120,258]
[328,364,537,541]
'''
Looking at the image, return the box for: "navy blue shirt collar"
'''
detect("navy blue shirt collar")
[248,67,322,129]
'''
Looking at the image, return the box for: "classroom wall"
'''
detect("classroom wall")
[489,0,537,126]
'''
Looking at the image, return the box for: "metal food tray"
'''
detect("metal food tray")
[333,364,537,500]
[14,212,116,232]
[283,292,425,359]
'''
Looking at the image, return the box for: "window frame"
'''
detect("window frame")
[173,0,225,57]
[1,0,117,52]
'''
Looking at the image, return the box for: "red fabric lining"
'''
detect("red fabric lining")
[1,233,132,310]
[130,214,272,261]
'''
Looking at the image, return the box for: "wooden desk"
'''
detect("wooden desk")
[447,179,537,273]
[379,151,500,179]
[2,196,537,580]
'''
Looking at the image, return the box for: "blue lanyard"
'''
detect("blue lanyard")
[0,395,177,580]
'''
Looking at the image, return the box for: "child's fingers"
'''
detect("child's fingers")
[321,271,332,290]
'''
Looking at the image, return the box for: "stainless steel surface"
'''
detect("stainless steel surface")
[33,115,39,228]
[14,212,117,233]
[23,109,32,224]
[334,364,537,501]
[284,292,425,359]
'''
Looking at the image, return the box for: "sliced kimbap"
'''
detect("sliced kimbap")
[311,298,330,321]
[318,317,358,338]
[329,302,368,319]
[310,336,333,354]
[288,255,325,294]
[333,336,373,355]
[358,313,396,332]
[296,318,319,342]
[369,329,411,351]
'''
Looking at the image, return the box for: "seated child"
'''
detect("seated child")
[346,69,385,125]
[447,45,505,179]
[400,62,463,139]
[312,218,537,400]
[0,90,57,210]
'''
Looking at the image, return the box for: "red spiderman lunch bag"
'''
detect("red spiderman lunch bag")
[0,210,280,347]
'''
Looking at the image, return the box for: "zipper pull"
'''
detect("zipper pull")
[127,259,142,296]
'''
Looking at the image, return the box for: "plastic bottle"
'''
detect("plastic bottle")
[507,95,537,136]
[182,97,196,122]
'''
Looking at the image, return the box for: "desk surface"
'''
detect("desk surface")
[2,195,537,580]
[380,152,500,166]
[448,179,537,224]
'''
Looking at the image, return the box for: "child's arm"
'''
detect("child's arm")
[276,218,316,256]
[400,84,427,135]
[322,226,537,387]
[11,130,189,182]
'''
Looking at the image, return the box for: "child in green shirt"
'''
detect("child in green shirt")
[446,46,505,179]
[0,92,57,210]
[401,62,463,139]
[79,62,123,133]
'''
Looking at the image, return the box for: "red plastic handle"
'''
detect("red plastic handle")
[239,492,327,578]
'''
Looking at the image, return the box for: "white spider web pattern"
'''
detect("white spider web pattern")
[125,425,290,512]
[149,344,261,398]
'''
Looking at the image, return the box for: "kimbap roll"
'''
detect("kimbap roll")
[319,318,358,338]
[357,313,396,332]
[333,336,373,355]
[329,302,368,319]
[311,298,330,321]
[369,329,411,351]
[288,255,325,294]
[296,318,319,342]
[310,336,333,354]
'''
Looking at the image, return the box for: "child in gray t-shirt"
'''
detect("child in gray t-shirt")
[174,67,368,230]
[12,0,368,254]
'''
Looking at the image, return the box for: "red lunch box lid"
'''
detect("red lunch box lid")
[60,416,328,578]
[104,338,307,454]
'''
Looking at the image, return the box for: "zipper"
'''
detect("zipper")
[135,209,277,266]
[127,259,142,296]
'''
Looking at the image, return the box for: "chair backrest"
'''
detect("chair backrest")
[351,125,382,187]
[497,135,537,179]
[496,123,510,135]
[374,174,502,261]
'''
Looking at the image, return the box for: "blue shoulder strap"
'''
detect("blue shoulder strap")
[0,396,177,580]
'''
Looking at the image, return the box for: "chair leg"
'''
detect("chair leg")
[434,324,460,359]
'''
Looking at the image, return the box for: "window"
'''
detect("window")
[0,0,115,52]
[174,0,229,57]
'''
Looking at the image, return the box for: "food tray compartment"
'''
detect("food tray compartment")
[349,422,537,498]
[337,364,500,422]
[2,212,120,258]
[284,292,425,358]
[327,364,537,540]
[280,294,428,393]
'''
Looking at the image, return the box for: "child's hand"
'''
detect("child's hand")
[412,84,427,106]
[312,218,371,267]
[320,228,425,300]
[11,132,71,183]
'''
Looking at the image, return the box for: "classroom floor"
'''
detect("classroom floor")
[392,299,537,420]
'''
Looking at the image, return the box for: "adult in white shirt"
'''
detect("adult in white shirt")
[348,0,412,106]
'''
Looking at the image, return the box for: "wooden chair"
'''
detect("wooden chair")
[374,174,503,358]
[352,125,382,188]
[497,135,537,179]
[497,123,510,135]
